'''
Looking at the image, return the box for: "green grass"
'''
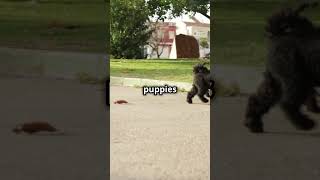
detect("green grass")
[212,1,320,66]
[0,0,107,52]
[110,59,209,83]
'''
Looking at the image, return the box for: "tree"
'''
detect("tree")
[183,0,210,19]
[111,0,152,59]
[110,0,210,59]
[147,22,166,58]
[199,37,209,49]
[146,0,210,59]
[147,0,210,20]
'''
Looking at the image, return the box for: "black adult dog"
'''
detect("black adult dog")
[245,2,320,133]
[187,63,215,104]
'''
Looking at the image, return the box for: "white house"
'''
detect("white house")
[145,22,177,59]
[147,13,210,59]
[170,14,210,58]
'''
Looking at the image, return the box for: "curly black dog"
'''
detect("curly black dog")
[245,2,320,133]
[187,63,215,104]
[106,78,110,106]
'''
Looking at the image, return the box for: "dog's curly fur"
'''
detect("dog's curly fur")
[187,63,215,104]
[245,2,320,133]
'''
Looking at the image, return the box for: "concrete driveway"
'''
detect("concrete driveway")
[212,96,320,180]
[110,86,210,180]
[0,77,107,180]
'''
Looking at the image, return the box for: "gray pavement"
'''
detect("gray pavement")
[212,64,264,94]
[212,96,320,180]
[0,77,108,180]
[110,86,210,180]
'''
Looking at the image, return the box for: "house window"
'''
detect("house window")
[169,31,175,39]
[158,31,164,39]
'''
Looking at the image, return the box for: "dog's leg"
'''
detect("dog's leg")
[206,80,215,99]
[280,82,316,131]
[106,78,110,106]
[197,86,209,103]
[245,72,281,133]
[304,89,320,113]
[187,85,198,104]
[206,90,215,99]
[206,91,210,98]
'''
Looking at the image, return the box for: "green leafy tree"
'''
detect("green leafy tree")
[147,0,210,20]
[199,37,209,48]
[111,0,152,59]
[110,0,210,59]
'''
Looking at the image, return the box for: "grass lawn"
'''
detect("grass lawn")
[110,59,210,83]
[213,1,320,66]
[0,0,107,53]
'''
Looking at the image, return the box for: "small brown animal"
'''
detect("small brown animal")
[13,122,60,135]
[114,100,128,104]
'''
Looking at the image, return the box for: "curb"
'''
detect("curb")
[110,76,192,91]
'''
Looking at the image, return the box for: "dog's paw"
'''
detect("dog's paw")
[202,99,209,103]
[187,98,193,104]
[244,118,264,133]
[245,124,264,133]
[296,119,316,131]
[307,104,320,113]
[200,97,209,103]
[207,90,216,101]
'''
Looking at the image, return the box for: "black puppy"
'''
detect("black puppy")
[245,2,320,133]
[106,78,110,106]
[187,63,215,104]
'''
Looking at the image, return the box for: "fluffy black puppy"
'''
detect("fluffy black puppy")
[245,2,320,133]
[187,63,215,104]
[106,78,110,106]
